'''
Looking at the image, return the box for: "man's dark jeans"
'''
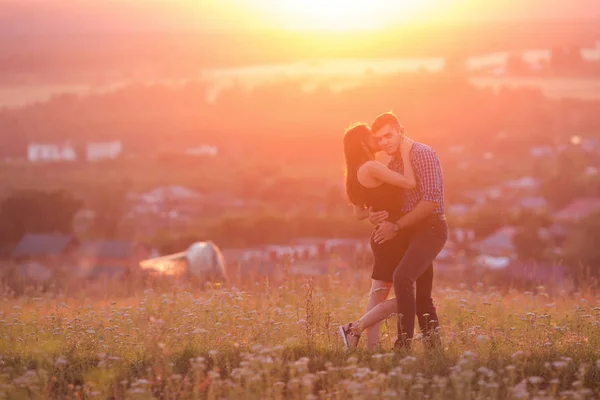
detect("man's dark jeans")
[393,215,448,350]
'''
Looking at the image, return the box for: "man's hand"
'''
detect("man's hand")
[373,221,398,244]
[368,207,388,226]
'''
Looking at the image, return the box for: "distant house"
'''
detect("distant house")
[436,241,462,263]
[128,185,202,216]
[476,227,517,257]
[505,176,539,190]
[288,258,353,277]
[448,145,464,154]
[222,247,355,281]
[530,146,554,158]
[262,242,347,261]
[456,161,469,170]
[136,185,202,204]
[554,197,600,222]
[77,240,156,278]
[221,247,267,265]
[547,223,568,238]
[223,243,323,266]
[73,209,96,234]
[129,186,252,219]
[581,138,600,153]
[585,166,598,176]
[11,233,80,279]
[485,186,503,199]
[452,228,476,246]
[518,196,548,211]
[221,237,367,273]
[464,190,488,207]
[292,237,367,256]
[86,141,122,161]
[504,262,573,291]
[27,142,77,162]
[448,203,470,217]
[185,145,218,157]
[475,254,511,270]
[27,141,123,163]
[12,233,79,261]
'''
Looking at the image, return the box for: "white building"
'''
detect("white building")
[476,227,517,257]
[86,141,122,161]
[186,145,218,157]
[530,146,554,158]
[28,140,123,162]
[520,197,547,209]
[27,143,77,162]
[448,203,470,216]
[505,176,539,189]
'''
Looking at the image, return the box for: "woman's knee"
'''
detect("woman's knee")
[369,280,392,300]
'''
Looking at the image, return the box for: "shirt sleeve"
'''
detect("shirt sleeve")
[413,147,443,204]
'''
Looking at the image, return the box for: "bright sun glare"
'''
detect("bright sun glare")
[262,0,432,31]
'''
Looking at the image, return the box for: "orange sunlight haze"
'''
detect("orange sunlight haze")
[254,0,440,30]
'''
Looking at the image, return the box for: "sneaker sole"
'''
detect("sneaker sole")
[339,326,348,348]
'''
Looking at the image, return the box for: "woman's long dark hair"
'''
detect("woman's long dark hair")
[344,123,374,206]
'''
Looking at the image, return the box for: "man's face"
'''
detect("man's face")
[373,123,403,155]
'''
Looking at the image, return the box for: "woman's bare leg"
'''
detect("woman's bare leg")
[343,297,398,350]
[363,280,392,351]
[359,298,397,333]
[341,280,393,350]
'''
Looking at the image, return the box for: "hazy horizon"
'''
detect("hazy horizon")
[1,0,600,36]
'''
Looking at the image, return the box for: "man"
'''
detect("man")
[369,111,448,351]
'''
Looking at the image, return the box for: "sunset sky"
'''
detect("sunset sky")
[210,0,600,30]
[1,0,599,35]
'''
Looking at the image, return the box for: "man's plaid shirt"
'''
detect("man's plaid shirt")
[388,142,445,215]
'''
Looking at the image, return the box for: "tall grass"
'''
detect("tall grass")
[0,267,598,399]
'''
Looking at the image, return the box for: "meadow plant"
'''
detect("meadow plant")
[0,269,598,399]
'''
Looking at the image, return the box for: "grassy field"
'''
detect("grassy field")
[469,77,600,100]
[0,270,599,399]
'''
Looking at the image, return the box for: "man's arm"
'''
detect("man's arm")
[396,201,437,228]
[373,147,443,244]
[397,147,443,229]
[397,149,443,229]
[373,201,438,244]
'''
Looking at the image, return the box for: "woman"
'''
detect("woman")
[339,123,414,350]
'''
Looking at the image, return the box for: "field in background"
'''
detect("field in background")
[3,71,600,109]
[0,269,598,399]
[469,77,600,100]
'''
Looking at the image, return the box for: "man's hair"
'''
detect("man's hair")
[370,111,401,134]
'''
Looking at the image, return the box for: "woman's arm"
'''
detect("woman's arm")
[365,161,416,189]
[401,138,416,189]
[352,204,369,220]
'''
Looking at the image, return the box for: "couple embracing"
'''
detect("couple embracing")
[339,111,448,352]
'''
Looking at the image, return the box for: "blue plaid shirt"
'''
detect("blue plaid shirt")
[388,142,445,215]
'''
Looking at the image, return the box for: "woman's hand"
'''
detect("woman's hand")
[368,207,389,225]
[401,136,414,158]
[352,204,370,220]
